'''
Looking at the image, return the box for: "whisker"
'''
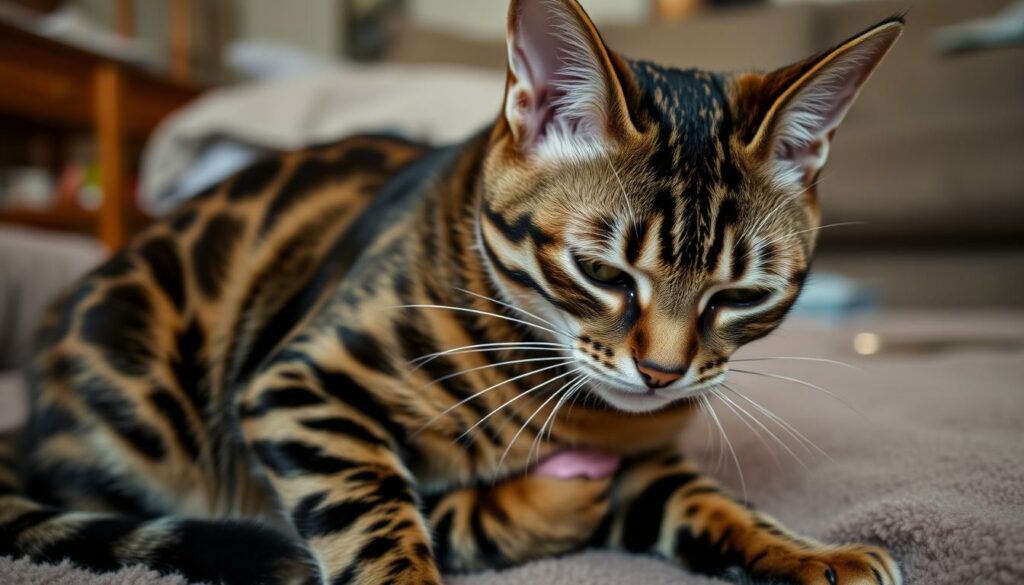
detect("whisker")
[414,360,576,436]
[414,346,571,366]
[696,396,717,467]
[603,153,641,240]
[713,387,806,470]
[709,387,786,471]
[455,288,576,339]
[393,304,571,341]
[720,383,813,458]
[730,368,868,419]
[410,341,569,366]
[564,377,590,420]
[419,356,575,389]
[701,393,746,499]
[459,366,584,442]
[741,178,825,261]
[731,356,860,370]
[530,375,589,464]
[550,376,588,439]
[721,384,831,461]
[744,181,818,246]
[502,374,583,470]
[760,221,868,249]
[696,395,724,476]
[550,376,587,441]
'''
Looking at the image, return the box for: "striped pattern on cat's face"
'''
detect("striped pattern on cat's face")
[479,75,813,412]
[479,0,895,412]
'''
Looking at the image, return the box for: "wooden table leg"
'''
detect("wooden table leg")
[94,64,126,252]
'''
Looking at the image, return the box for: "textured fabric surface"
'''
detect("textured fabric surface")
[2,311,1022,584]
[0,556,189,585]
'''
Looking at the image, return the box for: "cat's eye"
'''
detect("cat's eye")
[577,258,627,285]
[710,288,771,308]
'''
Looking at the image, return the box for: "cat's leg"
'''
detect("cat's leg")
[602,449,901,585]
[238,357,441,585]
[424,473,612,572]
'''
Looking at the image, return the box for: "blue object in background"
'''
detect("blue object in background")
[790,272,879,320]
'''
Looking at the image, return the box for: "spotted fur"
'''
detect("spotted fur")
[2,2,904,584]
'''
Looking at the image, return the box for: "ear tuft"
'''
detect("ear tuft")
[752,19,904,190]
[504,0,621,162]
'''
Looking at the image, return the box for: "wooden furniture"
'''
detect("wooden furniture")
[0,13,199,250]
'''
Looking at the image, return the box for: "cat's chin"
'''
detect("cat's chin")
[584,378,690,414]
[584,373,724,414]
[592,387,680,413]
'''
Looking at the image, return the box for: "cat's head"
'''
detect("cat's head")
[476,0,901,412]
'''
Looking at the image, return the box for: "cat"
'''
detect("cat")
[0,1,904,584]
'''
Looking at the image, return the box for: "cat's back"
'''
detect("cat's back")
[24,134,428,513]
[38,133,428,381]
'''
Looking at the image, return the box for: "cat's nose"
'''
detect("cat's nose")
[634,359,686,389]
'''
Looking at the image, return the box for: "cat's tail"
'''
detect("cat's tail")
[0,433,312,585]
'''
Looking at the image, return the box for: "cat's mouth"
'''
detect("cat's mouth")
[583,370,726,414]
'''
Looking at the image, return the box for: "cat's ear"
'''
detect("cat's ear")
[502,0,636,162]
[746,18,903,190]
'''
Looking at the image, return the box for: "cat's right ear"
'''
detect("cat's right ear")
[500,0,637,163]
[741,18,903,191]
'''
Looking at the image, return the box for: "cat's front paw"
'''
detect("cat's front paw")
[750,544,902,585]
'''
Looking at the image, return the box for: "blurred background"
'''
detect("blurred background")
[0,0,1021,372]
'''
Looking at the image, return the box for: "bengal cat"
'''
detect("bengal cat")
[0,1,904,584]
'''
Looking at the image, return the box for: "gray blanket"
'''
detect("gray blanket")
[3,311,1023,584]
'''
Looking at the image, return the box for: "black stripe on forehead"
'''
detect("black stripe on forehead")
[731,236,749,281]
[482,199,554,248]
[704,198,739,273]
[754,240,780,277]
[624,218,648,265]
[630,60,741,270]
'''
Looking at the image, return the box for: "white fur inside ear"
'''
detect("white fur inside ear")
[768,32,894,191]
[505,0,612,163]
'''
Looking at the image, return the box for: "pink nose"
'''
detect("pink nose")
[634,359,686,389]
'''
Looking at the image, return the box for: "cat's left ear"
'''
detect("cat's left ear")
[745,18,904,189]
[502,0,638,162]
